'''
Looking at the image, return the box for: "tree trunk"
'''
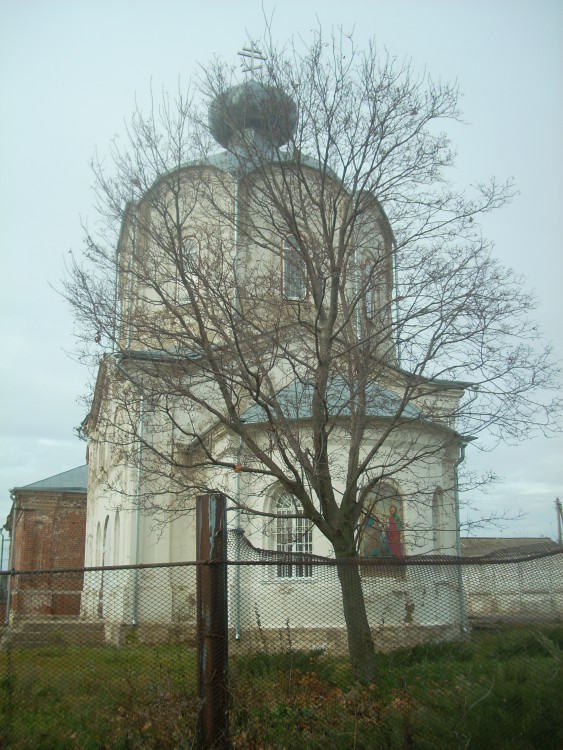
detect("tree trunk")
[334,542,378,684]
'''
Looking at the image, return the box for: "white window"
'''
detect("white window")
[176,235,200,304]
[275,491,312,578]
[432,488,443,553]
[282,235,307,301]
[113,511,120,565]
[95,521,102,567]
[361,260,379,320]
[365,269,376,320]
[102,515,111,567]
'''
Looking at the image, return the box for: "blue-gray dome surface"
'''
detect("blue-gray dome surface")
[208,80,298,149]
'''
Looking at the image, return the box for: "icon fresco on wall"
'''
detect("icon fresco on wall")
[360,491,404,575]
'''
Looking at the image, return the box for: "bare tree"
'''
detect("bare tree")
[64,31,560,682]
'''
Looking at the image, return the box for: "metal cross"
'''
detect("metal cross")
[238,43,266,76]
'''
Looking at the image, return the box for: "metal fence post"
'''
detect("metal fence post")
[196,493,229,749]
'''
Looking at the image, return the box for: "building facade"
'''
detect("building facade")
[81,78,468,645]
[5,466,87,617]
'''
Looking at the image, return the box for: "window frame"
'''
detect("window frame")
[364,262,377,321]
[275,491,313,579]
[176,234,200,304]
[432,487,444,553]
[282,235,307,301]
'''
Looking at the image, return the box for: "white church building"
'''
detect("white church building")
[80,73,470,648]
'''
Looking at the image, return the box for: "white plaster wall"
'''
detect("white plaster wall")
[463,555,563,620]
[231,561,463,635]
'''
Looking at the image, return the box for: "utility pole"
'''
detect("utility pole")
[556,498,562,546]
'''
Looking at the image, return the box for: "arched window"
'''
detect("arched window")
[361,259,377,321]
[176,235,200,303]
[275,491,312,578]
[282,235,307,301]
[432,488,443,553]
[102,515,111,567]
[113,511,120,565]
[95,522,102,567]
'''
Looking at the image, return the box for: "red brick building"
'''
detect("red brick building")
[5,466,87,617]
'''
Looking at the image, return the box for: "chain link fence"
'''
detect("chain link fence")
[0,539,561,748]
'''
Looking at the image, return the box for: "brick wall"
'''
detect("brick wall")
[9,491,86,617]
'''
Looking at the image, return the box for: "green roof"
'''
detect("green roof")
[12,465,88,494]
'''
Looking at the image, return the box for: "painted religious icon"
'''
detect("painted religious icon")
[360,492,404,566]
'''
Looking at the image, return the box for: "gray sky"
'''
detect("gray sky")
[1,0,562,543]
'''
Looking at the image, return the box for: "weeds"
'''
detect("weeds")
[0,627,561,749]
[231,626,563,750]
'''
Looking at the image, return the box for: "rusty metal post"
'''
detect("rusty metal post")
[196,493,229,749]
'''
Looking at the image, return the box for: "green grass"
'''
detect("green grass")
[230,626,563,750]
[0,627,561,749]
[0,645,199,749]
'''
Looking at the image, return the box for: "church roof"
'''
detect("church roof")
[208,79,298,149]
[460,537,559,558]
[195,147,331,179]
[242,378,422,424]
[12,465,88,494]
[196,78,329,177]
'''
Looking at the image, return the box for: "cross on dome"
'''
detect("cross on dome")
[208,46,297,150]
[238,44,266,77]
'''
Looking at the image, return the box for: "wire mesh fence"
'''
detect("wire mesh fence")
[0,540,561,748]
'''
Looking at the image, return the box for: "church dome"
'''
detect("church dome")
[208,80,298,149]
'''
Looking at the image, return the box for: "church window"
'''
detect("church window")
[113,511,120,565]
[275,491,312,578]
[432,488,443,553]
[102,515,111,567]
[363,262,377,320]
[95,521,102,567]
[360,257,383,321]
[176,235,200,304]
[282,235,307,301]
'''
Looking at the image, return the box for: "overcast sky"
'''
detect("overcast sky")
[0,0,561,547]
